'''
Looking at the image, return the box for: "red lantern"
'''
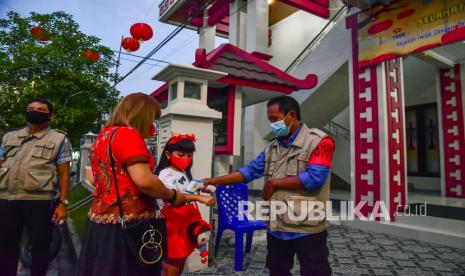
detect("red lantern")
[130,23,153,42]
[30,26,50,41]
[82,49,100,62]
[121,37,140,52]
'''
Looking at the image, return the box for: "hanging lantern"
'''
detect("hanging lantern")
[82,49,100,62]
[130,23,153,42]
[121,37,140,52]
[30,26,51,41]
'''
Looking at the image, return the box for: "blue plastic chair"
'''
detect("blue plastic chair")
[215,184,267,271]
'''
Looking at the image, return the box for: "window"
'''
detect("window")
[208,89,229,147]
[170,83,177,101]
[184,81,201,99]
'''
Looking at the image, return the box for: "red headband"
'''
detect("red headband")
[167,132,196,145]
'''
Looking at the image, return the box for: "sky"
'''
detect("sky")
[0,0,225,96]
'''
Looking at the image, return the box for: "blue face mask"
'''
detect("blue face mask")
[270,113,292,137]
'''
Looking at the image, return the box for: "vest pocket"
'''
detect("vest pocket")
[24,170,55,192]
[282,195,325,227]
[264,154,278,177]
[5,141,21,157]
[0,167,9,190]
[32,143,55,160]
[286,153,308,176]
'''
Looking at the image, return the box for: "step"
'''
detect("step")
[342,216,465,250]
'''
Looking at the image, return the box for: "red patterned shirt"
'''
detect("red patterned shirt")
[88,126,156,224]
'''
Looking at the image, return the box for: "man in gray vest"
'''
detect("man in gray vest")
[205,96,334,276]
[0,99,72,276]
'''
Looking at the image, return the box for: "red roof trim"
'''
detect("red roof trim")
[251,51,273,61]
[150,82,169,98]
[219,76,294,94]
[194,43,318,91]
[278,0,330,19]
[207,0,234,26]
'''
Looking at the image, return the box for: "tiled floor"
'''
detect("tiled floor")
[183,224,465,275]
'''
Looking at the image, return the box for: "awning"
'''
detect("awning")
[152,43,319,106]
[194,43,318,93]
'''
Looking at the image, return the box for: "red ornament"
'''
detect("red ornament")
[367,20,394,35]
[130,23,153,41]
[121,37,140,52]
[167,133,197,145]
[82,49,100,62]
[30,26,50,41]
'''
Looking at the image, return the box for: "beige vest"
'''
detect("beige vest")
[0,127,65,200]
[265,124,331,234]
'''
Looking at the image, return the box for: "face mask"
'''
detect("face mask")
[149,124,156,137]
[26,111,50,125]
[170,154,192,171]
[270,113,292,137]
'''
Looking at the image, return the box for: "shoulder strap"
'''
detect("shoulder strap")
[108,127,162,225]
[108,128,127,228]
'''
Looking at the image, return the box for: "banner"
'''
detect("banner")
[357,0,465,68]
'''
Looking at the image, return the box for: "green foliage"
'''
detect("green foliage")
[68,183,92,240]
[0,11,120,144]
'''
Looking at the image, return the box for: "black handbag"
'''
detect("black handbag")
[109,128,167,266]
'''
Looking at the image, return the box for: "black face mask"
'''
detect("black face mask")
[25,111,50,124]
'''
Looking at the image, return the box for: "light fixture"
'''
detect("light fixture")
[268,0,274,4]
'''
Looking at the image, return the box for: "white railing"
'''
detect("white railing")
[325,120,350,141]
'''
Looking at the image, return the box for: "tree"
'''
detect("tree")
[0,11,120,145]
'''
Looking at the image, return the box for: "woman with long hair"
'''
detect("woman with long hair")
[76,93,186,276]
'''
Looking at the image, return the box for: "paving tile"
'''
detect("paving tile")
[182,224,465,275]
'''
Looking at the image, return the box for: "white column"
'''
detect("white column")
[246,0,269,54]
[377,59,407,220]
[199,9,216,52]
[437,64,465,198]
[229,0,247,49]
[348,16,406,222]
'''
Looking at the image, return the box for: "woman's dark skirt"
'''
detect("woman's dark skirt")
[76,221,162,276]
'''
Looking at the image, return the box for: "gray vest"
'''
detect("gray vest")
[0,127,65,200]
[264,124,331,234]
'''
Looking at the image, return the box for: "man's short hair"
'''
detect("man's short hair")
[26,98,55,114]
[267,96,301,120]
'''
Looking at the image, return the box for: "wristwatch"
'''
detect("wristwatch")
[60,199,69,206]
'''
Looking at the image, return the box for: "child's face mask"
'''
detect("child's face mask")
[169,153,192,171]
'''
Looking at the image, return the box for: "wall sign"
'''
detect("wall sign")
[357,0,465,68]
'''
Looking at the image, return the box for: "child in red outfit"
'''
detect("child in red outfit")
[154,134,215,276]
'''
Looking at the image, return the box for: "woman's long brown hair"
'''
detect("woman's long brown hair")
[106,92,161,138]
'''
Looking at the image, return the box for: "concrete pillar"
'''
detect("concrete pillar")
[379,59,408,220]
[79,132,97,188]
[229,0,247,49]
[437,64,465,198]
[349,61,382,220]
[243,104,267,192]
[349,18,407,221]
[199,8,216,53]
[246,0,269,54]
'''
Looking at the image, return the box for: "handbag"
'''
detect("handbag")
[108,128,168,266]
